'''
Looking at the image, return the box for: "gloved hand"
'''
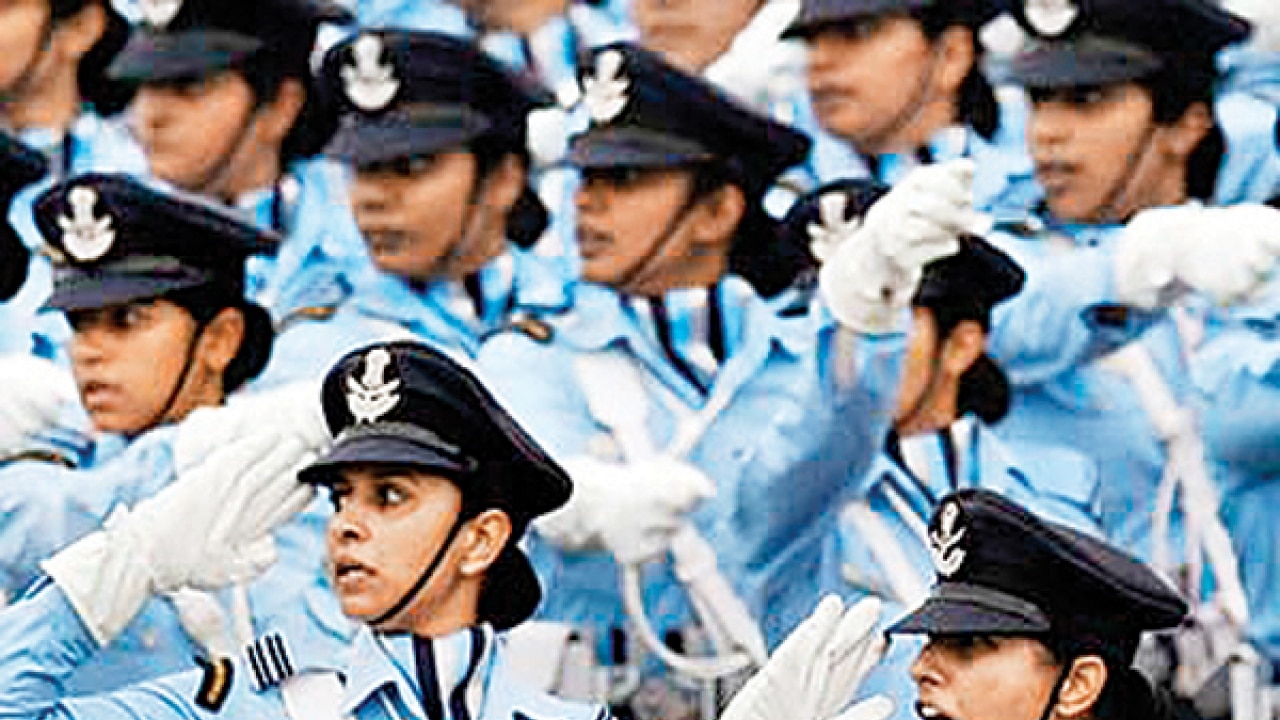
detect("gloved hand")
[819,160,972,333]
[0,354,79,457]
[174,380,329,474]
[535,455,715,565]
[42,433,315,646]
[1223,0,1280,54]
[1114,204,1280,309]
[721,595,892,720]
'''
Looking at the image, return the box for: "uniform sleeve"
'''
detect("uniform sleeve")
[475,333,600,459]
[0,434,176,600]
[0,582,211,720]
[986,231,1163,386]
[1194,321,1280,478]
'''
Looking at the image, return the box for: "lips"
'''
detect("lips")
[575,226,612,259]
[1034,160,1077,195]
[332,557,375,590]
[916,701,957,720]
[362,229,411,256]
[79,380,119,409]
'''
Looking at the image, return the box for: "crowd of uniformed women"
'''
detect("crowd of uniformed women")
[1,0,1279,719]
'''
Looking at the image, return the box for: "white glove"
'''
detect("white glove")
[535,455,715,565]
[1114,204,1280,309]
[720,595,893,720]
[0,354,79,456]
[42,433,315,646]
[1223,0,1280,54]
[819,160,972,333]
[173,381,328,474]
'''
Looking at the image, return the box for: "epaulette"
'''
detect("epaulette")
[0,449,77,468]
[244,631,295,692]
[275,304,340,334]
[488,314,555,344]
[194,655,234,712]
[991,218,1044,239]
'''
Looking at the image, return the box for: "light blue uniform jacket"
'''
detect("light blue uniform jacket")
[477,278,903,649]
[1191,288,1280,667]
[984,218,1203,566]
[0,582,609,720]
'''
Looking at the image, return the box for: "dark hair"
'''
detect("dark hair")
[1037,635,1189,720]
[930,301,1010,423]
[1141,61,1223,201]
[51,0,135,116]
[164,284,274,393]
[914,6,1000,140]
[686,162,807,298]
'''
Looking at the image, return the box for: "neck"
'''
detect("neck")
[217,151,283,206]
[3,65,82,135]
[621,249,728,298]
[481,0,568,34]
[858,96,958,157]
[895,393,958,437]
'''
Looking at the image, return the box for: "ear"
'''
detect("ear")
[256,79,307,147]
[457,509,513,578]
[480,154,528,215]
[54,1,107,61]
[933,25,976,97]
[939,319,985,378]
[1161,101,1212,160]
[1054,655,1109,719]
[689,183,746,256]
[197,306,246,378]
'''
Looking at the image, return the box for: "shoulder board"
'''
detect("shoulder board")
[991,219,1043,239]
[0,449,78,468]
[194,655,234,712]
[489,315,555,344]
[275,304,340,334]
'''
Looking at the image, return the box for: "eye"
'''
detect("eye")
[375,482,407,507]
[326,484,351,511]
[108,303,149,330]
[828,15,886,41]
[363,154,441,178]
[583,167,651,189]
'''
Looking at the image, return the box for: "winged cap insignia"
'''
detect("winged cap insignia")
[57,186,116,262]
[929,500,968,577]
[139,0,182,29]
[581,50,630,124]
[341,34,400,112]
[807,191,863,263]
[346,347,402,424]
[1025,0,1079,38]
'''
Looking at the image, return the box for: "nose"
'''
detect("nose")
[574,179,606,214]
[131,86,175,138]
[909,644,943,689]
[350,176,394,217]
[69,326,108,369]
[1028,102,1072,153]
[805,35,840,80]
[328,504,370,546]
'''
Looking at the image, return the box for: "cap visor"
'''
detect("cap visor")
[108,31,262,83]
[782,0,931,39]
[47,271,208,312]
[325,109,490,169]
[568,126,714,170]
[1010,40,1164,88]
[298,431,473,486]
[887,582,1052,636]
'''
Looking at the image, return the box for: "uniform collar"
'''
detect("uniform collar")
[342,625,496,719]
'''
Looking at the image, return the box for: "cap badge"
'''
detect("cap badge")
[929,500,968,577]
[139,0,182,29]
[342,35,399,113]
[346,347,401,424]
[581,49,630,124]
[807,191,863,264]
[1024,0,1078,38]
[57,186,115,262]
